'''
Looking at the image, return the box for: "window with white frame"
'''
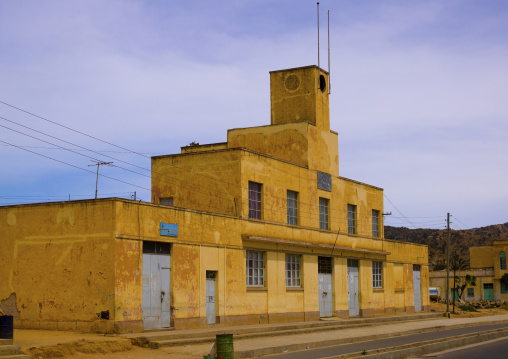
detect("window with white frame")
[319,197,329,230]
[286,254,301,287]
[372,209,380,238]
[246,250,264,286]
[248,181,262,219]
[372,261,382,288]
[348,204,357,234]
[287,190,298,225]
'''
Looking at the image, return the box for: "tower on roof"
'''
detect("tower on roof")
[270,65,330,131]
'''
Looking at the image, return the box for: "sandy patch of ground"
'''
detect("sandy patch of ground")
[430,301,508,318]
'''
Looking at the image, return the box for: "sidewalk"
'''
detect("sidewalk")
[12,313,508,359]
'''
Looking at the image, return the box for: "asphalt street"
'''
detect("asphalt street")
[410,337,508,358]
[260,322,508,359]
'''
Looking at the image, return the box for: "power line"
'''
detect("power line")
[0,100,150,159]
[383,194,417,229]
[0,139,151,192]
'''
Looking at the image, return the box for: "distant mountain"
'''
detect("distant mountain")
[384,223,508,266]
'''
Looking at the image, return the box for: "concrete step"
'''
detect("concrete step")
[0,344,30,359]
[138,312,443,349]
[0,346,22,356]
[0,340,13,346]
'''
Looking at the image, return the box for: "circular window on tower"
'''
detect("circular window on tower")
[319,75,326,93]
[284,74,301,92]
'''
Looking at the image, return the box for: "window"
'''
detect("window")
[143,241,171,254]
[248,182,262,219]
[372,210,380,238]
[318,257,333,274]
[372,262,382,288]
[319,198,329,230]
[287,190,298,225]
[348,204,356,234]
[467,288,474,297]
[246,251,264,286]
[160,197,173,206]
[500,252,506,270]
[502,282,508,294]
[286,254,301,287]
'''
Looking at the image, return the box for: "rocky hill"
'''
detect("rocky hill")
[384,223,508,266]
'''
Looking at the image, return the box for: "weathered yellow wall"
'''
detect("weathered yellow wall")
[228,122,310,168]
[2,199,430,332]
[336,178,384,238]
[307,126,338,176]
[470,246,494,268]
[0,201,136,333]
[270,66,329,131]
[114,200,429,325]
[151,150,242,216]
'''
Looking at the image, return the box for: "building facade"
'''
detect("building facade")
[430,241,508,302]
[0,65,429,333]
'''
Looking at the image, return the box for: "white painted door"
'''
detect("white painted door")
[347,259,359,316]
[142,253,171,329]
[318,273,333,317]
[206,271,216,324]
[413,265,421,312]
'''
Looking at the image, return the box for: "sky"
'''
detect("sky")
[0,0,507,230]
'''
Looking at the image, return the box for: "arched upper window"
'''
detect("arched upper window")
[500,251,506,270]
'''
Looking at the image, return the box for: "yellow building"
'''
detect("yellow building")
[0,65,429,333]
[430,241,508,302]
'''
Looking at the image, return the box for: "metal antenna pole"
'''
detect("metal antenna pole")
[88,161,113,199]
[328,9,331,94]
[317,2,320,69]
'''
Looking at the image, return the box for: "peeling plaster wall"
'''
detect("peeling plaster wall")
[0,200,125,333]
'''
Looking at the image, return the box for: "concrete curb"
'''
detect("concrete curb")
[233,319,508,358]
[134,313,443,343]
[332,327,508,359]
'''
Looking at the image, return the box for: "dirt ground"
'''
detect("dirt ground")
[430,301,508,318]
[15,305,508,359]
[16,329,215,359]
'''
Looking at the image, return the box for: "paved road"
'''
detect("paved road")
[411,337,508,358]
[260,322,508,359]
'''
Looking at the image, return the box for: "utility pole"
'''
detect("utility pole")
[446,213,451,315]
[88,161,113,199]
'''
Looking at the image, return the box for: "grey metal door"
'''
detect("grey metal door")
[413,265,421,312]
[347,259,359,316]
[318,257,333,317]
[206,271,216,324]
[318,273,332,317]
[142,253,171,329]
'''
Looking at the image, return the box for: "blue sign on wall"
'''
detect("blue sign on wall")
[160,222,178,237]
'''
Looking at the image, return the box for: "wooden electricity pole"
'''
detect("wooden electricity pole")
[446,213,451,315]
